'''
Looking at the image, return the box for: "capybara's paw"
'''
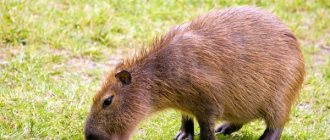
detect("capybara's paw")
[258,128,282,140]
[175,130,194,140]
[215,122,243,135]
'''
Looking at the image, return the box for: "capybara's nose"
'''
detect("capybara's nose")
[85,130,109,140]
[84,128,97,140]
[85,131,94,140]
[86,133,107,140]
[86,133,93,140]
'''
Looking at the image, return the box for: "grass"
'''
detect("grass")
[0,0,329,139]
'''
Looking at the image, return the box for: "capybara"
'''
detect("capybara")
[84,6,305,140]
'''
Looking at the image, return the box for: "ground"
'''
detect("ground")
[0,0,329,140]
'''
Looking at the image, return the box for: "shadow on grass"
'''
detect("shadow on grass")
[215,133,258,140]
[192,133,295,140]
[191,133,258,140]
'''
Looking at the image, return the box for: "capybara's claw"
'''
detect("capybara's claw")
[175,131,194,140]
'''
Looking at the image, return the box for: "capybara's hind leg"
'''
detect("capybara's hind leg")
[175,114,194,140]
[260,105,289,140]
[260,118,285,140]
[215,122,243,135]
[259,128,283,140]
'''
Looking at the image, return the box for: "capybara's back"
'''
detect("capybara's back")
[85,7,305,140]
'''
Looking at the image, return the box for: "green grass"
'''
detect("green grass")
[0,0,329,139]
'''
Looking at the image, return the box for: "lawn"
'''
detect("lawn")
[0,0,329,140]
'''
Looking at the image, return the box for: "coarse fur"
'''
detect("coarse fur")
[85,6,305,140]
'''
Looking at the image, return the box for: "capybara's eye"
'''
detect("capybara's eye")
[103,96,114,108]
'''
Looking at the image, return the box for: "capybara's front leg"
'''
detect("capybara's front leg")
[197,118,215,140]
[175,114,194,140]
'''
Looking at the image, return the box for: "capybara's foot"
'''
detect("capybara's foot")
[175,131,194,140]
[258,128,283,140]
[215,122,243,135]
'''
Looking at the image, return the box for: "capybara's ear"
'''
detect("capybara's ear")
[115,70,132,85]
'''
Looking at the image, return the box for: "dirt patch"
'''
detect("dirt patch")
[66,49,126,71]
[0,46,21,66]
[310,29,330,70]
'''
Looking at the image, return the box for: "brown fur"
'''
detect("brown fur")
[85,6,305,140]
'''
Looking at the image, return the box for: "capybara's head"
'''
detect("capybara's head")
[84,69,150,140]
